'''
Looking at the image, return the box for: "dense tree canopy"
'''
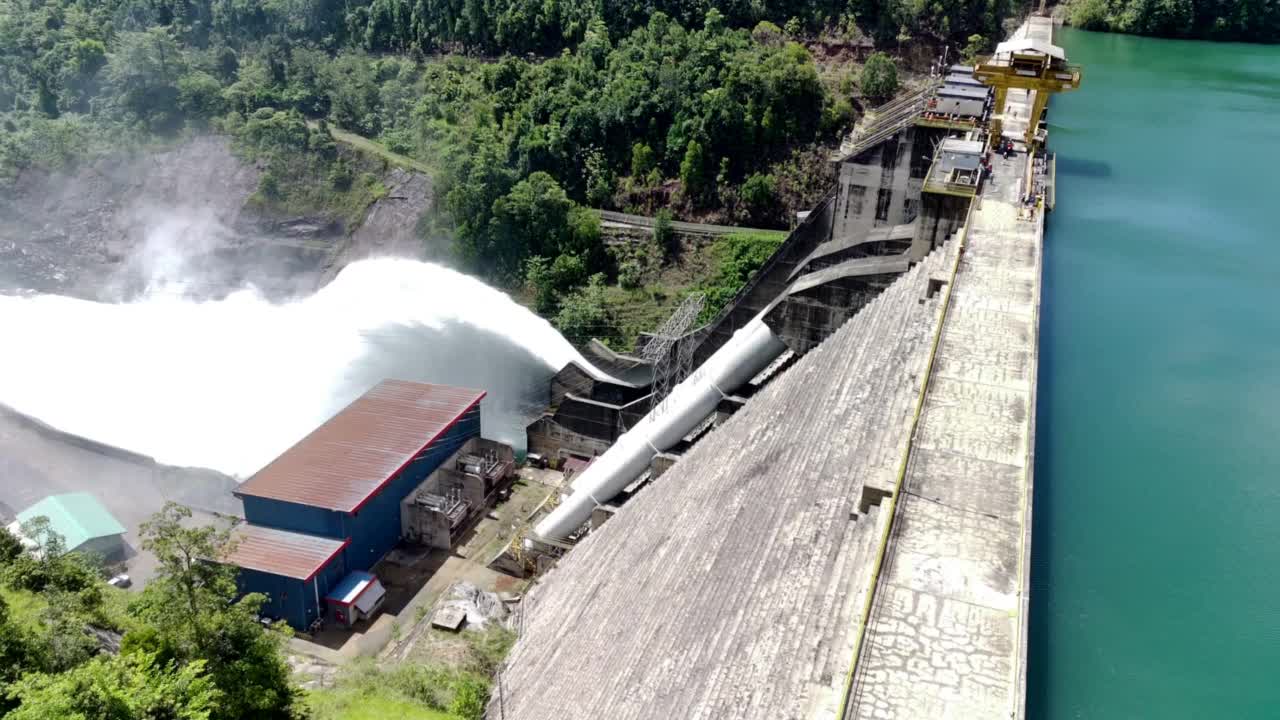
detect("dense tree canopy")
[7,653,220,720]
[0,503,302,720]
[133,503,299,720]
[1068,0,1279,41]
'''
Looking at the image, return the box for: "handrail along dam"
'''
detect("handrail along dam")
[496,16,1076,720]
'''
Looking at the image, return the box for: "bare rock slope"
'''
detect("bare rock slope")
[0,136,433,300]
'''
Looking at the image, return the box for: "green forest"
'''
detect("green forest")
[0,504,503,720]
[1066,0,1280,41]
[1,0,1273,341]
[0,0,1023,345]
[0,505,300,720]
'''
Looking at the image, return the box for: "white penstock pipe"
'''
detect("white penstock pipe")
[534,317,788,541]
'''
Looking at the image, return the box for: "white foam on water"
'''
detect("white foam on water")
[0,258,596,477]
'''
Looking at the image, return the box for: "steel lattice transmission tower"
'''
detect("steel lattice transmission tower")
[641,292,705,413]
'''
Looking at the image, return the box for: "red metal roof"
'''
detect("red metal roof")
[235,380,486,513]
[563,456,596,477]
[222,524,349,581]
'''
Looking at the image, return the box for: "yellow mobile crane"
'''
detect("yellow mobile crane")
[973,16,1081,147]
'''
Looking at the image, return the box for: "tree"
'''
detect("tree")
[583,147,614,206]
[104,28,188,131]
[566,205,606,271]
[860,52,898,103]
[740,172,776,221]
[962,34,990,65]
[751,20,784,46]
[489,171,574,277]
[553,274,615,344]
[132,503,298,720]
[0,526,23,565]
[653,209,676,259]
[1070,0,1111,30]
[0,597,41,716]
[526,254,587,314]
[19,516,66,560]
[679,140,706,201]
[238,108,311,156]
[2,517,99,596]
[177,71,225,119]
[447,128,519,278]
[6,653,220,720]
[630,142,655,177]
[137,504,237,639]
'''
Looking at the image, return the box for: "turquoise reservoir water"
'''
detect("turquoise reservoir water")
[1029,29,1280,717]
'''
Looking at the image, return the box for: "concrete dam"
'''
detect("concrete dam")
[498,15,1076,720]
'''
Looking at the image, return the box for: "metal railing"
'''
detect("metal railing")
[833,79,943,162]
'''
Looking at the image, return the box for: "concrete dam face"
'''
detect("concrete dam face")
[0,257,594,477]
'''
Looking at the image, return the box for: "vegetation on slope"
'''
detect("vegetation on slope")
[0,506,516,720]
[307,627,513,720]
[0,0,1038,345]
[1065,0,1280,42]
[0,505,299,720]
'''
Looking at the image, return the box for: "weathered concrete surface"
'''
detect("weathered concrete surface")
[847,144,1043,719]
[492,238,961,720]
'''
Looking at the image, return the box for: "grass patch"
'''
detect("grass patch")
[697,231,788,322]
[306,687,460,720]
[589,230,784,350]
[250,151,389,231]
[95,585,136,633]
[325,124,435,176]
[305,656,497,720]
[0,585,47,626]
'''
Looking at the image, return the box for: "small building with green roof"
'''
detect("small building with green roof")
[9,492,127,562]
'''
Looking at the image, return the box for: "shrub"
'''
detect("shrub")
[448,675,487,720]
[0,528,22,565]
[328,159,353,190]
[630,142,655,177]
[1070,0,1111,29]
[618,258,644,290]
[653,209,676,259]
[860,52,898,103]
[740,172,776,219]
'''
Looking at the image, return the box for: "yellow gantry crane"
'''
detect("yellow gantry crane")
[973,16,1082,147]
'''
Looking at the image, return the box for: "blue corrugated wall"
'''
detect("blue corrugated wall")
[240,406,482,575]
[238,555,347,630]
[242,496,344,537]
[344,408,480,570]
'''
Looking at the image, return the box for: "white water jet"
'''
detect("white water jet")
[0,258,596,478]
